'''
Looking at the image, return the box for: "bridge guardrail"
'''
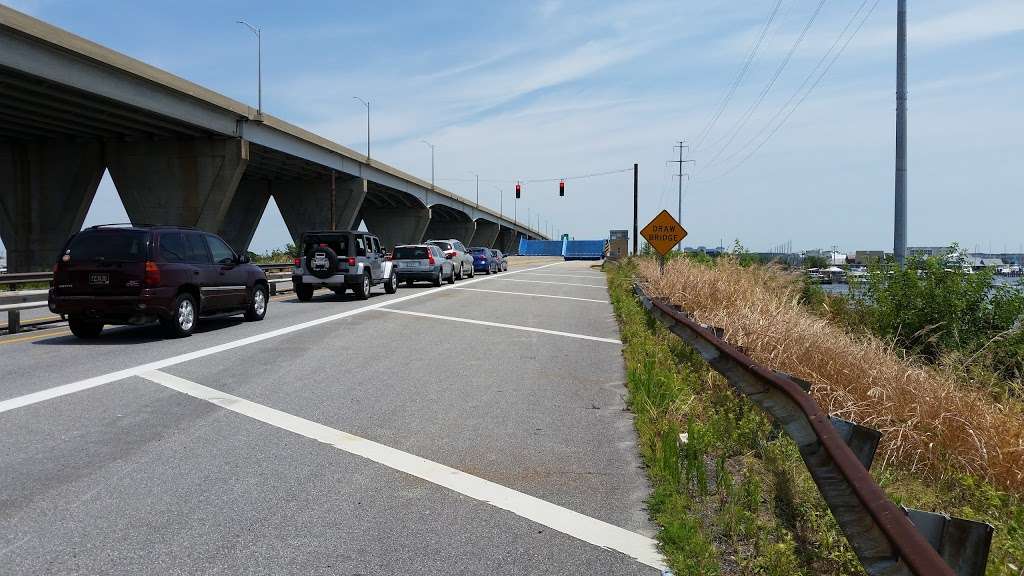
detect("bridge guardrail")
[1,264,294,334]
[633,282,992,576]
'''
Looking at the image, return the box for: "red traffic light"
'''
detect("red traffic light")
[559,180,564,196]
[515,182,521,199]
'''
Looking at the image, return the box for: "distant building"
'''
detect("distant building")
[970,257,1005,268]
[854,250,885,265]
[909,246,953,258]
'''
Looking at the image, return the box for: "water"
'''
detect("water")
[817,275,1023,296]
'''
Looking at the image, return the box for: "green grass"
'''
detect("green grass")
[0,281,50,291]
[606,257,1024,575]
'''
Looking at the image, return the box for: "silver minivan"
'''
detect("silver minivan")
[425,239,475,280]
[392,244,456,286]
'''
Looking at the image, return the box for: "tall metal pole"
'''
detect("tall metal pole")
[469,172,479,210]
[894,0,908,268]
[671,142,695,252]
[633,163,638,255]
[330,170,336,230]
[237,21,262,119]
[353,97,370,161]
[421,140,434,206]
[257,27,261,119]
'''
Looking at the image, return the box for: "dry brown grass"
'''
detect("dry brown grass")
[638,256,1024,494]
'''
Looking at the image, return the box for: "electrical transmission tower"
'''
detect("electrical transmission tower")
[669,141,695,251]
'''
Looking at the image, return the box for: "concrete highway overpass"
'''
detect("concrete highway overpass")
[0,6,545,271]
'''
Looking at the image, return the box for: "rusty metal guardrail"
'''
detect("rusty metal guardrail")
[1,264,294,334]
[634,282,993,576]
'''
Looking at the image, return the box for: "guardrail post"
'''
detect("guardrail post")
[8,309,21,334]
[904,509,993,576]
[830,417,882,471]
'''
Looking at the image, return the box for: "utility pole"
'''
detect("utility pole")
[495,186,503,220]
[894,0,908,268]
[670,141,695,251]
[330,170,336,230]
[632,163,638,255]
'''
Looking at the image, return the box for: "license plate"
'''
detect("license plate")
[89,273,109,285]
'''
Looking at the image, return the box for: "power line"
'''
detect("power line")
[701,0,879,181]
[700,0,829,173]
[693,0,784,151]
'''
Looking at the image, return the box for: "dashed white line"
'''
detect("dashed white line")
[373,308,621,344]
[138,369,665,572]
[498,279,607,289]
[0,262,562,414]
[452,287,608,303]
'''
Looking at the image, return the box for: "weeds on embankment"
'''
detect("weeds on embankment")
[608,257,1024,575]
[638,256,1024,494]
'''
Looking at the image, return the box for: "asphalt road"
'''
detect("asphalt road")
[0,257,663,575]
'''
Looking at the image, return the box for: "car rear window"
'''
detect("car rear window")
[393,246,429,259]
[304,236,348,256]
[472,248,489,254]
[427,241,451,252]
[66,230,149,262]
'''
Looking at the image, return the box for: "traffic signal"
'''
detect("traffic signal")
[515,182,521,199]
[559,180,564,196]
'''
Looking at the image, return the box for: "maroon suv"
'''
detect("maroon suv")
[48,225,269,339]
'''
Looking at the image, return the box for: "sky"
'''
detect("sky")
[2,0,1022,255]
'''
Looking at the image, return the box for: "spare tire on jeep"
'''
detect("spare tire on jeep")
[306,245,338,279]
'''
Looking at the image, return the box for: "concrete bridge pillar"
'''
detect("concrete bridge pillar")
[361,206,431,250]
[0,140,105,271]
[424,215,475,246]
[106,138,248,233]
[496,228,518,254]
[470,219,500,248]
[272,176,367,246]
[218,177,271,254]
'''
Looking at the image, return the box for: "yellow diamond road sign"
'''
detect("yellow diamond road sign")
[641,210,687,256]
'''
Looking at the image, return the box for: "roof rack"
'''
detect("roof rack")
[85,223,197,230]
[86,223,138,229]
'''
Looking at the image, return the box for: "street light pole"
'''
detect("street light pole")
[469,172,479,210]
[353,96,370,161]
[420,140,435,206]
[236,20,262,120]
[494,186,503,220]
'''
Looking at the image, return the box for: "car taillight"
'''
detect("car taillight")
[144,260,161,287]
[428,254,436,265]
[293,257,301,266]
[348,257,356,266]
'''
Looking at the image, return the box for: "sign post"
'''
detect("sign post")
[640,209,688,274]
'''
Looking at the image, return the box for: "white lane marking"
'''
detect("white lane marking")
[518,273,606,280]
[0,262,562,414]
[499,279,607,289]
[373,308,621,344]
[139,369,666,571]
[453,287,608,303]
